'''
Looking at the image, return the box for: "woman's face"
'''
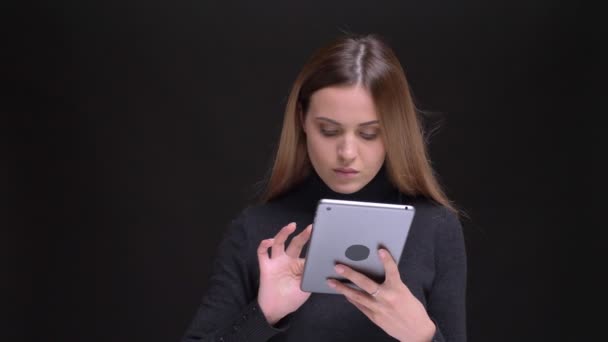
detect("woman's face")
[302,85,386,194]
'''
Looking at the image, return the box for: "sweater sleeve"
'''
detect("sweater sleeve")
[181,212,286,342]
[427,208,468,342]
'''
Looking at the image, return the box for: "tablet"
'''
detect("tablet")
[300,199,415,294]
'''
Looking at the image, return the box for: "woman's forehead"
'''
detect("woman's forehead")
[307,85,379,124]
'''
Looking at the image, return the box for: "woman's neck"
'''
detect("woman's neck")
[292,166,401,211]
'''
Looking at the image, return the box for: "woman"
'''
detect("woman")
[182,34,467,342]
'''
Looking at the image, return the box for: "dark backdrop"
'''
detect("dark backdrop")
[3,1,597,341]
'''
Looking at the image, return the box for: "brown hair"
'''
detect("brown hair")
[261,34,456,213]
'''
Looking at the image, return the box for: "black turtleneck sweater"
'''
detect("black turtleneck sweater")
[181,170,467,342]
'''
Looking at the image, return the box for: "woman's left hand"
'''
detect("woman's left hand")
[327,249,436,342]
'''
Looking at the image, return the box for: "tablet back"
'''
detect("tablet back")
[301,199,415,294]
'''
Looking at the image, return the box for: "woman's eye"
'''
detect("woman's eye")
[320,128,339,136]
[359,131,378,140]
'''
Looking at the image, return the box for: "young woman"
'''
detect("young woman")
[182,34,467,342]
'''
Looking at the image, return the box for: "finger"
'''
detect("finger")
[334,264,380,297]
[256,238,274,264]
[285,224,312,258]
[378,248,401,285]
[270,222,296,258]
[327,279,375,309]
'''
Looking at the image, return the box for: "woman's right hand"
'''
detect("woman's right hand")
[257,222,313,325]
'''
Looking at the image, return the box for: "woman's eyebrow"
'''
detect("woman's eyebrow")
[315,116,379,126]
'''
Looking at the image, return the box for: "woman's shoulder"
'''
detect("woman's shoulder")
[228,197,304,236]
[401,194,461,229]
[401,195,465,257]
[237,198,293,221]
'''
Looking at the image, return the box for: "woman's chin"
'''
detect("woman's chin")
[326,181,365,195]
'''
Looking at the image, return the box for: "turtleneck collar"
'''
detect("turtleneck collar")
[290,165,402,212]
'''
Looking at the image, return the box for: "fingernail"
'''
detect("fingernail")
[335,265,344,274]
[327,280,336,288]
[378,249,386,258]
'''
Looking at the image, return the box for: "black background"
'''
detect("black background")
[3,1,599,341]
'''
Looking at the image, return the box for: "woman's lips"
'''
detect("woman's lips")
[334,168,359,177]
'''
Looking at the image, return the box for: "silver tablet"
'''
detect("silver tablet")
[300,199,415,294]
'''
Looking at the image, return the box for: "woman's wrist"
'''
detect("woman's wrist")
[397,317,436,342]
[425,319,437,341]
[419,318,436,342]
[257,298,281,325]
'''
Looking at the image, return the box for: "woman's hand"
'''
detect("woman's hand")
[327,249,436,342]
[257,222,313,325]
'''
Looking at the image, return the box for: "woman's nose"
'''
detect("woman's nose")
[337,136,357,162]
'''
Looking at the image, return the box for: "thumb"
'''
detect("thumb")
[379,248,401,285]
[294,258,306,275]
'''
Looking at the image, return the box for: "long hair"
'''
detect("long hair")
[261,34,456,213]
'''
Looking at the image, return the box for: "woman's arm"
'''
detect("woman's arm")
[180,213,285,342]
[427,208,468,342]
